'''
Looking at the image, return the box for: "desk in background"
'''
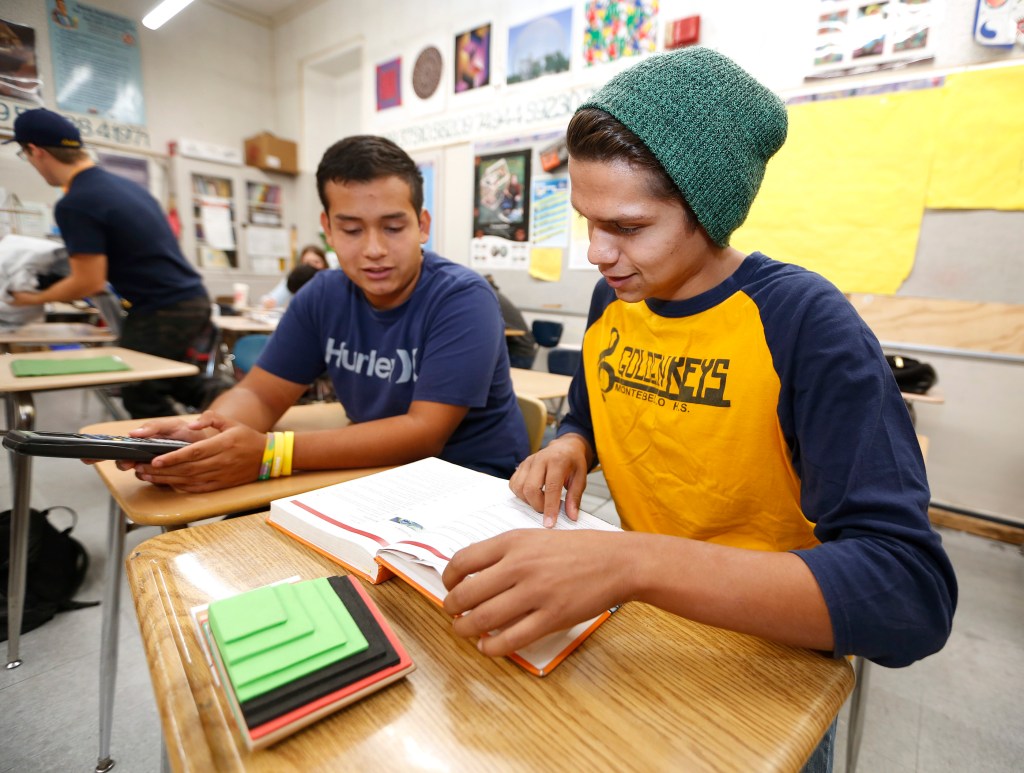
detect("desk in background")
[0,322,115,353]
[128,514,853,773]
[2,348,198,673]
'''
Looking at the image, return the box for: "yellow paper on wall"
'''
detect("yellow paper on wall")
[529,247,563,282]
[926,65,1024,211]
[732,86,942,294]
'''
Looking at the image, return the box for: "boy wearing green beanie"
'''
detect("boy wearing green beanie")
[442,47,956,768]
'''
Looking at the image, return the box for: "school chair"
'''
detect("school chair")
[516,393,548,454]
[531,319,564,348]
[231,333,271,377]
[547,347,581,377]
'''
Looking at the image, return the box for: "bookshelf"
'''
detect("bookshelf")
[192,173,238,269]
[171,155,297,288]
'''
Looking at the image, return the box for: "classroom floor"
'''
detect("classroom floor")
[1,388,1022,773]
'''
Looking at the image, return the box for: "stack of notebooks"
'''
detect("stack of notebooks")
[194,575,414,750]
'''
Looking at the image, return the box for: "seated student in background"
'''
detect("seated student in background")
[442,48,956,769]
[484,274,537,369]
[260,244,328,309]
[121,135,529,493]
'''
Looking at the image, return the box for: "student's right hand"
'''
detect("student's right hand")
[509,433,593,528]
[120,412,268,492]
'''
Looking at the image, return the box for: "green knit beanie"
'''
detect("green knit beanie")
[579,47,788,247]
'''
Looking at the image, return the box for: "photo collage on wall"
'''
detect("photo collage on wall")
[810,0,942,78]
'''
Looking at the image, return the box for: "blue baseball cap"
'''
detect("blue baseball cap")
[3,108,83,148]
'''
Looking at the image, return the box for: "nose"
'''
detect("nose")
[587,228,618,268]
[364,228,387,259]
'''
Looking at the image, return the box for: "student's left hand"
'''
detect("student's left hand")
[125,411,269,493]
[442,528,630,657]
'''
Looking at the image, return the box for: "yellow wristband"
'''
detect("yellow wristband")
[281,431,294,477]
[258,432,274,481]
[270,431,285,478]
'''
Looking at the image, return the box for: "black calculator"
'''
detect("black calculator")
[2,430,191,461]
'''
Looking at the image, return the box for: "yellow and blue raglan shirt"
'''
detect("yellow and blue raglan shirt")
[559,253,957,667]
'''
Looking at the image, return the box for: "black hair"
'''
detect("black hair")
[316,135,423,215]
[286,263,319,294]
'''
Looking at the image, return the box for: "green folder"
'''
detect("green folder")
[10,356,131,377]
[209,578,369,703]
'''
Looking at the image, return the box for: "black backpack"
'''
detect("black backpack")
[0,506,98,641]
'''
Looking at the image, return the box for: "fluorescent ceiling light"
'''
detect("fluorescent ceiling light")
[142,0,196,30]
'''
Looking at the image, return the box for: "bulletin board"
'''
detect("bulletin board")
[732,63,1024,302]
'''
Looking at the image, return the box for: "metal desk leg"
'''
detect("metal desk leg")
[5,392,36,670]
[845,656,871,773]
[96,498,125,773]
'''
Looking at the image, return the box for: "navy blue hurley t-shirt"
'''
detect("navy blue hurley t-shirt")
[257,252,530,478]
[55,166,206,313]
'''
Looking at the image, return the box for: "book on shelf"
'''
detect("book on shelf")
[267,456,621,677]
[193,574,414,751]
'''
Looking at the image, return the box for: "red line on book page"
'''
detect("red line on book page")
[392,540,452,561]
[291,501,390,547]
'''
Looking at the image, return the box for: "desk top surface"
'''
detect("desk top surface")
[0,322,115,345]
[127,514,853,773]
[0,347,197,393]
[81,403,387,526]
[214,315,279,333]
[510,367,573,400]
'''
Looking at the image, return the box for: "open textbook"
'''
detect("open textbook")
[267,457,621,676]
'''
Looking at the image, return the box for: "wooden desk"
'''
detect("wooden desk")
[0,321,115,351]
[2,348,199,671]
[128,515,853,773]
[509,367,572,401]
[81,402,386,528]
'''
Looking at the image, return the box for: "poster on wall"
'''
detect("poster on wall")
[530,177,570,246]
[583,0,659,66]
[471,149,531,268]
[507,8,572,84]
[376,57,401,110]
[0,18,43,104]
[417,158,437,253]
[47,0,146,124]
[810,0,942,79]
[454,24,491,92]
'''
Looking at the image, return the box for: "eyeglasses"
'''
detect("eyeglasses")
[16,148,27,161]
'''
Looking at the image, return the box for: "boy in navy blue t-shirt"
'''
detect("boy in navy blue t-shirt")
[120,135,529,492]
[8,109,210,418]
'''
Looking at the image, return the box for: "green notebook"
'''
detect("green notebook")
[10,356,131,377]
[208,578,369,703]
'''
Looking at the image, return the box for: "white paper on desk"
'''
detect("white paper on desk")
[199,197,235,250]
[246,226,289,257]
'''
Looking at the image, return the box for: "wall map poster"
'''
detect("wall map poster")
[47,0,145,125]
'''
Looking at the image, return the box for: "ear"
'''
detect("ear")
[320,211,334,250]
[418,209,432,245]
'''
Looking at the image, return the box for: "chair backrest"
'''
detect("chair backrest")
[547,347,581,377]
[232,334,271,375]
[516,394,548,455]
[89,290,126,336]
[531,319,564,348]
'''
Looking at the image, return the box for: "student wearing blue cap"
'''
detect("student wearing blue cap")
[442,48,957,771]
[6,108,212,418]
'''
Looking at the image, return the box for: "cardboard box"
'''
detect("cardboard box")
[244,132,298,175]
